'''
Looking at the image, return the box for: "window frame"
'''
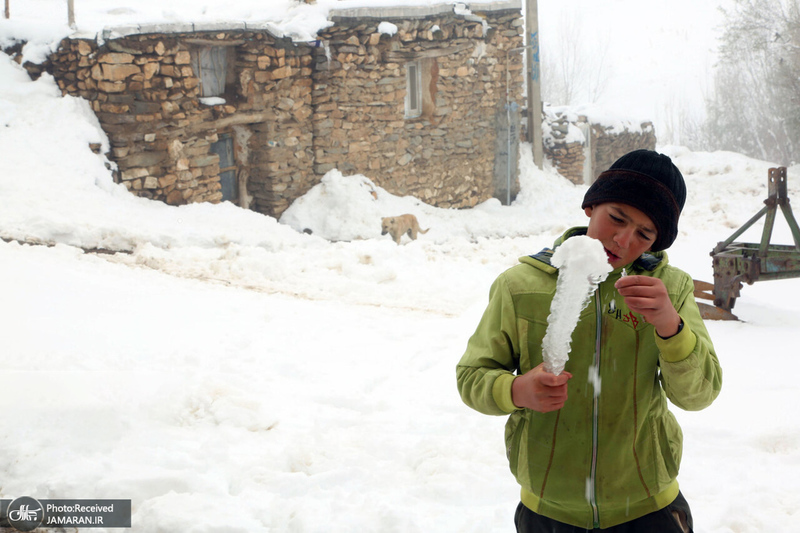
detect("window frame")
[405,60,423,119]
[189,43,237,99]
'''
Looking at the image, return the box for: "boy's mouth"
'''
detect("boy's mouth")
[604,247,621,263]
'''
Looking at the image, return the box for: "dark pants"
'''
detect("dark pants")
[514,492,693,533]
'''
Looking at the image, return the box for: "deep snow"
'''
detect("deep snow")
[2,1,800,532]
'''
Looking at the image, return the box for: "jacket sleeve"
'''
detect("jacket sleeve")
[456,274,522,416]
[655,272,722,411]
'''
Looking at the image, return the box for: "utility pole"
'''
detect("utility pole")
[525,0,543,169]
[68,0,75,28]
[5,0,10,19]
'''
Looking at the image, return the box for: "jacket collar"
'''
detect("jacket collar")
[523,226,667,274]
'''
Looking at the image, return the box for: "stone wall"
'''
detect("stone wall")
[543,106,656,185]
[314,9,524,209]
[236,39,316,215]
[37,3,524,218]
[590,122,656,182]
[48,31,315,214]
[543,112,587,185]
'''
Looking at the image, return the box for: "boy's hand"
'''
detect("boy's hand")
[615,275,681,337]
[511,363,572,413]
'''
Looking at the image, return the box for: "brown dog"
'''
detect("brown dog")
[381,214,429,244]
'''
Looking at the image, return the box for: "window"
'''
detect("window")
[209,133,238,203]
[191,46,232,98]
[405,61,423,119]
[405,58,438,120]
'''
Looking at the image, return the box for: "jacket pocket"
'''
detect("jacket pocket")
[505,411,527,475]
[650,412,683,484]
[522,317,547,373]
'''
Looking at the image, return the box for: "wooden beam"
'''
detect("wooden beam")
[383,42,473,61]
[525,0,543,169]
[186,111,274,134]
[183,39,246,47]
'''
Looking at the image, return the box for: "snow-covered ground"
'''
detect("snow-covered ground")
[2,2,800,532]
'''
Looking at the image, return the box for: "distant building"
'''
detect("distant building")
[37,1,525,217]
[542,104,657,186]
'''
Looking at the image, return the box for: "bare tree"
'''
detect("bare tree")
[704,0,800,164]
[541,9,612,106]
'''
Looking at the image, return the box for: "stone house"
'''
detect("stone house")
[40,1,525,218]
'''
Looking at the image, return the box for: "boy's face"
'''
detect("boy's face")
[584,203,657,269]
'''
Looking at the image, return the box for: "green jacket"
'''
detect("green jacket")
[456,228,722,529]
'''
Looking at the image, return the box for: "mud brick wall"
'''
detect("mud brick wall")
[314,9,524,209]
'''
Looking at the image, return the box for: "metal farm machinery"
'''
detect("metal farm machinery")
[694,166,800,320]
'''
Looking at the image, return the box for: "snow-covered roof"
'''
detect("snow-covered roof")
[329,0,520,20]
[79,1,521,44]
[99,21,287,42]
[44,1,518,70]
[1,0,523,62]
[92,0,522,41]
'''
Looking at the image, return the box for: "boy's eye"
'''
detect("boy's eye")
[610,215,623,223]
[638,231,653,241]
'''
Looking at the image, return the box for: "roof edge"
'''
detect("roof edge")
[81,1,521,43]
[329,1,521,20]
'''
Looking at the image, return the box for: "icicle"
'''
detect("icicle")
[323,41,332,69]
[542,236,612,375]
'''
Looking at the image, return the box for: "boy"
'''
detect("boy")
[456,150,722,532]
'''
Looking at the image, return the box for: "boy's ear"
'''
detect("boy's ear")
[584,206,593,218]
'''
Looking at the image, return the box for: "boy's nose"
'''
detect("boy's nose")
[614,228,633,249]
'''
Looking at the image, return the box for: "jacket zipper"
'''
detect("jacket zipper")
[590,289,602,527]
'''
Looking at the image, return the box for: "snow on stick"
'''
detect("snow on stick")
[542,236,612,375]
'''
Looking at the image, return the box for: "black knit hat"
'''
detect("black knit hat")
[581,149,686,252]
